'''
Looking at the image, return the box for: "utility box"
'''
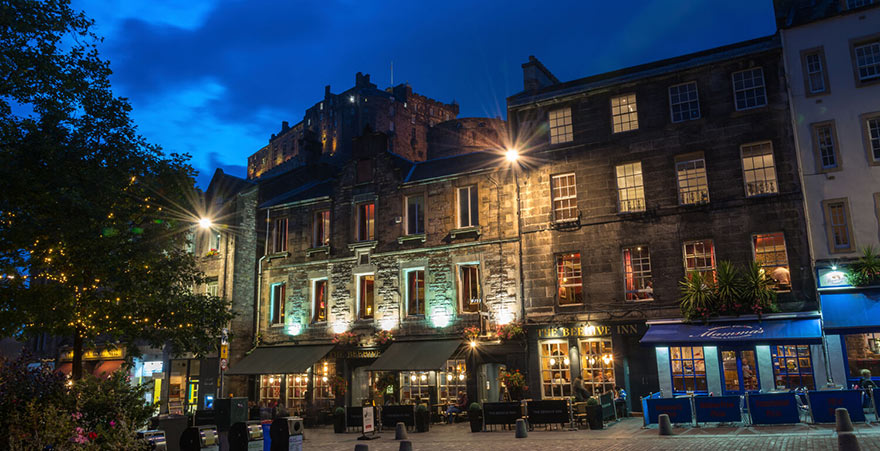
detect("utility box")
[214,397,248,431]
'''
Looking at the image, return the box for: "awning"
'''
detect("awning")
[640,318,822,345]
[821,289,880,333]
[225,344,334,375]
[93,360,125,379]
[368,340,462,371]
[56,362,72,375]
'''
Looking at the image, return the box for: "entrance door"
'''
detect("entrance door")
[720,349,759,395]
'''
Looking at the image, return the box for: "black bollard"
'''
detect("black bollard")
[179,427,202,451]
[227,422,249,451]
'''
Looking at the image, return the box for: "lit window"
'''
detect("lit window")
[270,283,285,325]
[405,195,424,235]
[623,246,652,301]
[259,375,282,403]
[557,253,583,305]
[313,210,330,247]
[579,340,615,396]
[671,346,707,393]
[400,371,432,403]
[854,39,880,83]
[676,157,710,205]
[285,374,308,414]
[458,264,481,313]
[357,274,374,319]
[863,114,880,163]
[732,68,767,110]
[844,333,880,380]
[210,231,221,252]
[205,278,219,297]
[683,239,716,281]
[540,342,571,399]
[812,122,839,171]
[314,360,336,399]
[312,279,327,323]
[753,233,791,291]
[457,186,479,228]
[771,345,814,390]
[551,173,578,221]
[741,142,778,197]
[406,269,425,316]
[802,50,828,94]
[356,203,375,241]
[272,218,288,253]
[615,162,645,213]
[611,94,638,133]
[823,199,854,253]
[439,360,467,403]
[669,82,700,122]
[548,107,573,144]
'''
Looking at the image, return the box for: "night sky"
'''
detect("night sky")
[72,0,776,188]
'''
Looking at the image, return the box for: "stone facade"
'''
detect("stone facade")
[427,117,508,159]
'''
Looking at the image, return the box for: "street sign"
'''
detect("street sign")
[220,344,229,359]
[219,358,228,371]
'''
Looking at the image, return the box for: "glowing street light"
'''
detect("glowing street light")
[198,217,213,229]
[505,148,520,162]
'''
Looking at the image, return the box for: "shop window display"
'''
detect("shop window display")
[286,373,308,414]
[314,360,336,403]
[670,346,707,393]
[400,371,433,404]
[770,345,814,389]
[259,374,282,404]
[439,359,467,403]
[845,333,880,382]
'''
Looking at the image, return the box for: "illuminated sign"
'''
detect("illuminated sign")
[688,324,764,339]
[536,322,642,339]
[60,347,125,362]
[817,267,852,289]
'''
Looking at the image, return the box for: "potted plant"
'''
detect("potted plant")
[678,271,715,321]
[332,331,360,347]
[463,326,481,341]
[333,407,346,433]
[374,330,394,346]
[585,398,603,430]
[415,404,430,432]
[498,369,527,400]
[495,322,525,341]
[713,260,743,315]
[740,261,778,318]
[847,246,880,287]
[468,402,483,432]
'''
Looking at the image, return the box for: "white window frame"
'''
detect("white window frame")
[802,49,828,95]
[854,39,880,83]
[740,141,778,197]
[355,202,375,241]
[676,157,710,205]
[683,239,716,280]
[732,67,767,111]
[615,162,646,213]
[578,339,616,396]
[822,198,855,253]
[457,263,481,314]
[457,185,479,228]
[550,173,578,222]
[862,113,880,164]
[611,93,639,133]
[313,209,330,248]
[622,246,653,301]
[669,81,701,122]
[752,232,791,292]
[311,278,328,324]
[205,278,219,297]
[270,282,285,326]
[548,107,573,144]
[539,340,572,399]
[556,253,583,306]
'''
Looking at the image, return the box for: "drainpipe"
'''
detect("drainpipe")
[254,209,271,348]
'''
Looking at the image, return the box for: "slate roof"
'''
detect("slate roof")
[776,0,879,28]
[404,150,505,183]
[259,179,334,209]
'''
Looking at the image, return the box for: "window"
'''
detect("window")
[862,113,880,163]
[822,199,854,253]
[259,375,282,403]
[844,333,880,381]
[285,374,308,414]
[406,269,425,316]
[741,142,778,196]
[210,231,221,252]
[356,159,373,183]
[670,346,707,393]
[205,278,219,297]
[683,240,716,280]
[314,360,336,400]
[313,210,330,247]
[357,274,374,319]
[611,94,638,133]
[753,233,791,291]
[457,186,479,228]
[623,246,653,301]
[458,264,481,313]
[272,218,288,253]
[812,122,840,171]
[669,82,700,122]
[557,253,583,305]
[439,360,467,403]
[732,68,767,110]
[270,283,285,325]
[400,371,432,404]
[801,49,828,95]
[847,0,874,8]
[405,195,424,235]
[356,203,375,241]
[615,162,646,213]
[540,341,571,399]
[312,279,327,323]
[579,340,615,396]
[551,173,578,221]
[548,107,573,144]
[853,38,880,84]
[771,345,814,390]
[676,157,710,205]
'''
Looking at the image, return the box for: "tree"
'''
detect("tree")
[0,0,234,379]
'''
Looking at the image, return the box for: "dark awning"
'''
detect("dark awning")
[640,318,822,346]
[225,344,334,375]
[821,289,880,333]
[368,340,462,371]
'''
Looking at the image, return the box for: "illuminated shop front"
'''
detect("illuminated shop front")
[368,340,468,405]
[166,358,219,415]
[817,274,880,387]
[255,360,337,413]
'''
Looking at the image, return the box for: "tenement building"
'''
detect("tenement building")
[774,0,880,389]
[507,35,817,407]
[226,127,525,414]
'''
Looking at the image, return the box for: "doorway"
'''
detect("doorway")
[720,349,759,395]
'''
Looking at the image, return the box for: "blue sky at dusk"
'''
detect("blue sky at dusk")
[72,0,776,187]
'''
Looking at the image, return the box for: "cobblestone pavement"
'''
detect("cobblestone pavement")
[288,417,880,451]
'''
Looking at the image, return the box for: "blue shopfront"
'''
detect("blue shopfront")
[817,278,880,389]
[641,314,827,397]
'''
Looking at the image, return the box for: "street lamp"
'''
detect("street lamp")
[505,148,519,163]
[198,217,213,229]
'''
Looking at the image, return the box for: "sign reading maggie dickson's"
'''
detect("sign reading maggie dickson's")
[535,322,646,339]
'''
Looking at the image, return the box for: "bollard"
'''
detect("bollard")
[515,418,528,438]
[658,414,673,436]
[395,422,408,440]
[836,408,854,432]
[354,444,370,451]
[837,431,862,451]
[399,440,413,451]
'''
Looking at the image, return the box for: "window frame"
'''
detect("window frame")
[610,93,639,133]
[550,173,578,222]
[752,232,791,292]
[770,345,815,390]
[456,185,479,228]
[405,268,426,317]
[668,81,701,122]
[850,33,880,87]
[731,67,768,111]
[311,278,328,324]
[811,121,842,173]
[272,217,288,253]
[539,340,572,399]
[205,278,219,297]
[800,47,830,96]
[683,239,717,281]
[404,194,425,235]
[269,282,286,326]
[822,198,856,254]
[578,339,616,396]
[556,252,584,306]
[548,107,573,145]
[622,246,653,302]
[457,263,482,314]
[356,273,375,320]
[860,111,880,166]
[615,161,646,213]
[670,346,708,394]
[313,210,330,248]
[740,141,779,197]
[675,154,710,205]
[355,202,375,242]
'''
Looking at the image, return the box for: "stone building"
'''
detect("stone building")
[227,127,524,412]
[247,73,460,179]
[507,35,817,406]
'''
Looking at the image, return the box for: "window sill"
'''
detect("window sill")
[348,240,378,251]
[269,323,285,328]
[450,226,480,240]
[558,303,584,308]
[398,234,426,244]
[625,298,655,303]
[745,192,779,199]
[306,246,330,256]
[550,218,580,230]
[403,315,426,322]
[265,251,289,260]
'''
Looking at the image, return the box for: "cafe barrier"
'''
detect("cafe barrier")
[807,390,865,423]
[644,397,693,425]
[599,393,616,421]
[526,400,570,426]
[640,392,662,426]
[482,402,522,426]
[746,393,800,425]
[693,396,742,423]
[381,405,415,429]
[346,406,363,429]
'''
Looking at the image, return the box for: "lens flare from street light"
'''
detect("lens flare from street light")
[198,217,213,229]
[505,148,519,162]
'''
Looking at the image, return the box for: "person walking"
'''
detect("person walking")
[572,375,589,402]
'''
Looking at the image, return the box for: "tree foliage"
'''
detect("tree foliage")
[0,0,233,377]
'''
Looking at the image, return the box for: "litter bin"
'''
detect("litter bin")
[155,414,188,451]
[261,420,272,451]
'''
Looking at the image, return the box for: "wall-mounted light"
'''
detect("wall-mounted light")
[332,321,349,334]
[286,323,303,336]
[380,317,397,331]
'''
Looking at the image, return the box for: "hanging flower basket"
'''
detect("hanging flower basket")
[204,249,220,257]
[374,330,394,346]
[495,322,524,341]
[328,375,347,397]
[463,326,480,341]
[332,331,359,347]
